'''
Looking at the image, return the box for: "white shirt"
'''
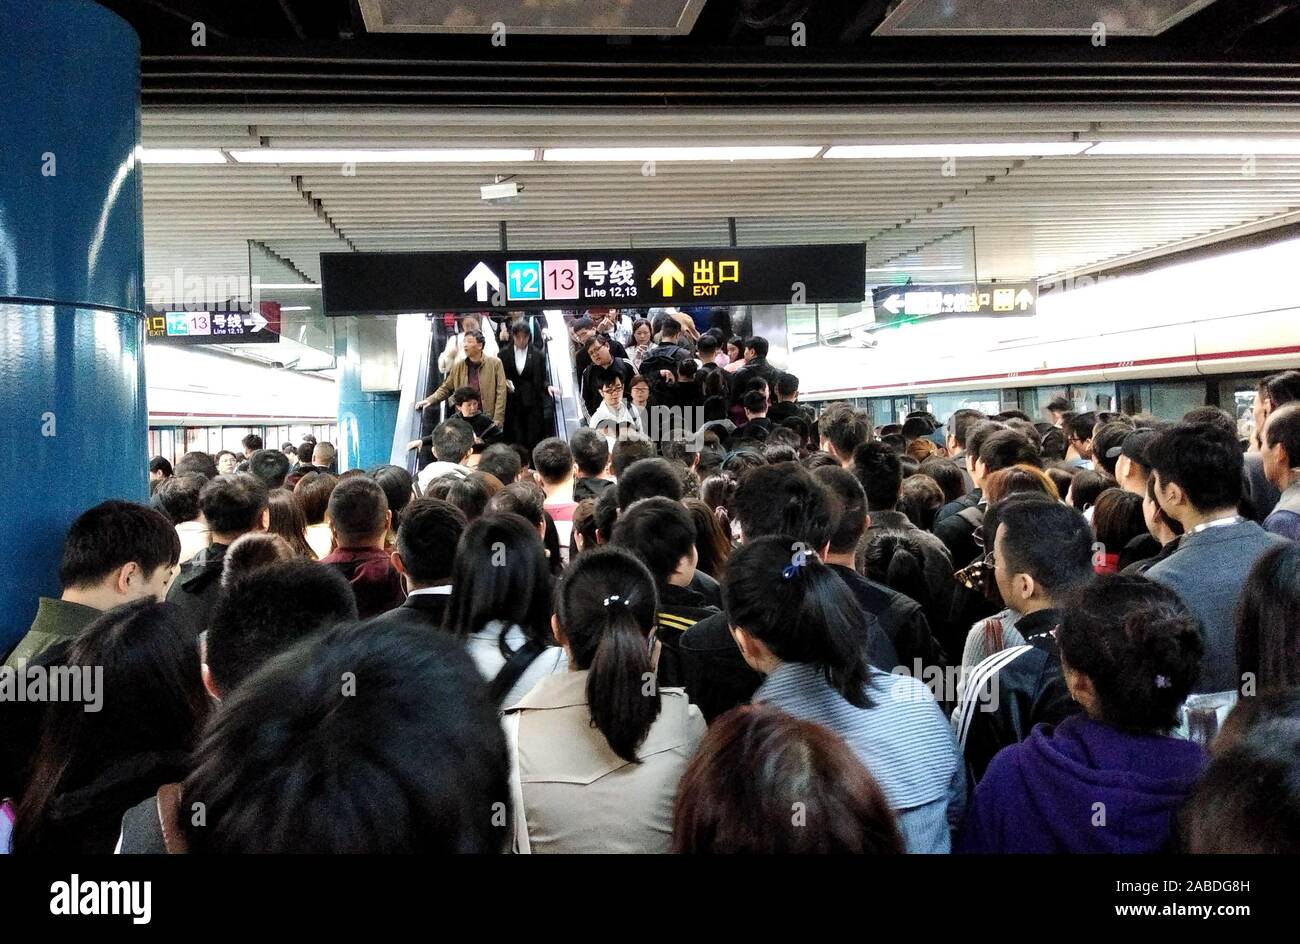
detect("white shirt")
[407,585,453,598]
[589,400,640,434]
[514,345,528,376]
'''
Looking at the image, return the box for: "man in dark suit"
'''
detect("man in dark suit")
[366,499,467,633]
[501,320,553,450]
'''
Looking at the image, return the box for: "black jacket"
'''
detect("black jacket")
[934,503,983,568]
[364,591,450,633]
[828,563,949,678]
[501,343,550,448]
[573,476,615,502]
[953,608,1078,784]
[936,488,981,524]
[580,358,635,417]
[653,583,720,691]
[574,335,629,378]
[165,542,229,632]
[730,357,781,407]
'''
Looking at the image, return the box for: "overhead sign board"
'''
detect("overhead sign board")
[145,304,281,345]
[320,244,867,316]
[872,281,1037,324]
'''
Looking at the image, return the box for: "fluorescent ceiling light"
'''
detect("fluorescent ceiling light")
[256,283,321,290]
[1086,139,1300,155]
[138,148,228,164]
[278,306,313,312]
[865,265,964,272]
[229,148,535,164]
[542,146,821,162]
[825,142,1089,158]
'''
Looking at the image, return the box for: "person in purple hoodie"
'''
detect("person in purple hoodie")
[958,575,1206,854]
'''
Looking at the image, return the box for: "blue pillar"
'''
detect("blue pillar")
[0,1,145,653]
[335,318,400,471]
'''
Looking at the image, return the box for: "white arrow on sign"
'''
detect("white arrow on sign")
[246,311,269,332]
[883,294,904,315]
[463,261,501,303]
[1015,288,1034,310]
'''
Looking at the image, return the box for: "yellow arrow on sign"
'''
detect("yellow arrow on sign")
[650,258,685,297]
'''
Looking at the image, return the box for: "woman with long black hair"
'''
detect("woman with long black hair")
[504,547,704,853]
[443,513,566,707]
[723,536,964,854]
[8,600,208,854]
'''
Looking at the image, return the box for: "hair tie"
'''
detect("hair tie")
[1154,675,1172,689]
[602,594,631,607]
[782,547,818,580]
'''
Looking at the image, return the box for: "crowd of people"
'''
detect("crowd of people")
[3,315,1300,853]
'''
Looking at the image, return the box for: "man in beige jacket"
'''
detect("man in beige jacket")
[416,330,507,428]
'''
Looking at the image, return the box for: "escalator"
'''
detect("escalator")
[390,311,581,475]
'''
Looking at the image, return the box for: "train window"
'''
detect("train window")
[923,390,1000,424]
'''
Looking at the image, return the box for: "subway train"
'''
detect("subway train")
[794,232,1300,434]
[145,343,337,466]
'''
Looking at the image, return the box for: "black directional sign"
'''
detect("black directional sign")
[144,308,280,345]
[320,244,867,316]
[872,281,1037,324]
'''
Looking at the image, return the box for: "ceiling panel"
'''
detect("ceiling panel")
[140,105,1300,303]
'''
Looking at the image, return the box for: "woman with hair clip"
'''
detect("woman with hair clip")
[503,547,705,853]
[724,536,964,853]
[442,514,567,708]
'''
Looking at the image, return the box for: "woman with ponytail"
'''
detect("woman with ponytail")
[723,536,964,853]
[959,574,1206,854]
[502,547,705,853]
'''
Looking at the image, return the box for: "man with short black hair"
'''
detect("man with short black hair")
[738,389,772,440]
[767,372,810,429]
[367,499,468,632]
[848,443,955,639]
[1261,403,1300,540]
[166,473,269,628]
[616,457,684,508]
[1064,411,1097,469]
[936,418,1002,522]
[812,465,947,679]
[236,433,263,472]
[149,456,173,485]
[680,463,837,721]
[152,472,211,562]
[934,427,1033,567]
[1044,396,1071,427]
[533,436,578,549]
[819,404,871,467]
[416,419,475,492]
[175,451,218,480]
[579,335,636,417]
[247,448,290,490]
[320,476,406,620]
[612,497,718,686]
[953,495,1095,782]
[611,435,654,478]
[570,428,613,501]
[1146,422,1286,693]
[476,442,523,485]
[3,502,181,667]
[730,336,780,409]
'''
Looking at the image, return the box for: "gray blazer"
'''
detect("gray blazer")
[1146,518,1286,693]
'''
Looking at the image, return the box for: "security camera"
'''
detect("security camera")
[480,180,521,202]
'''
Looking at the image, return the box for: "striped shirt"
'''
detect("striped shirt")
[754,661,966,854]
